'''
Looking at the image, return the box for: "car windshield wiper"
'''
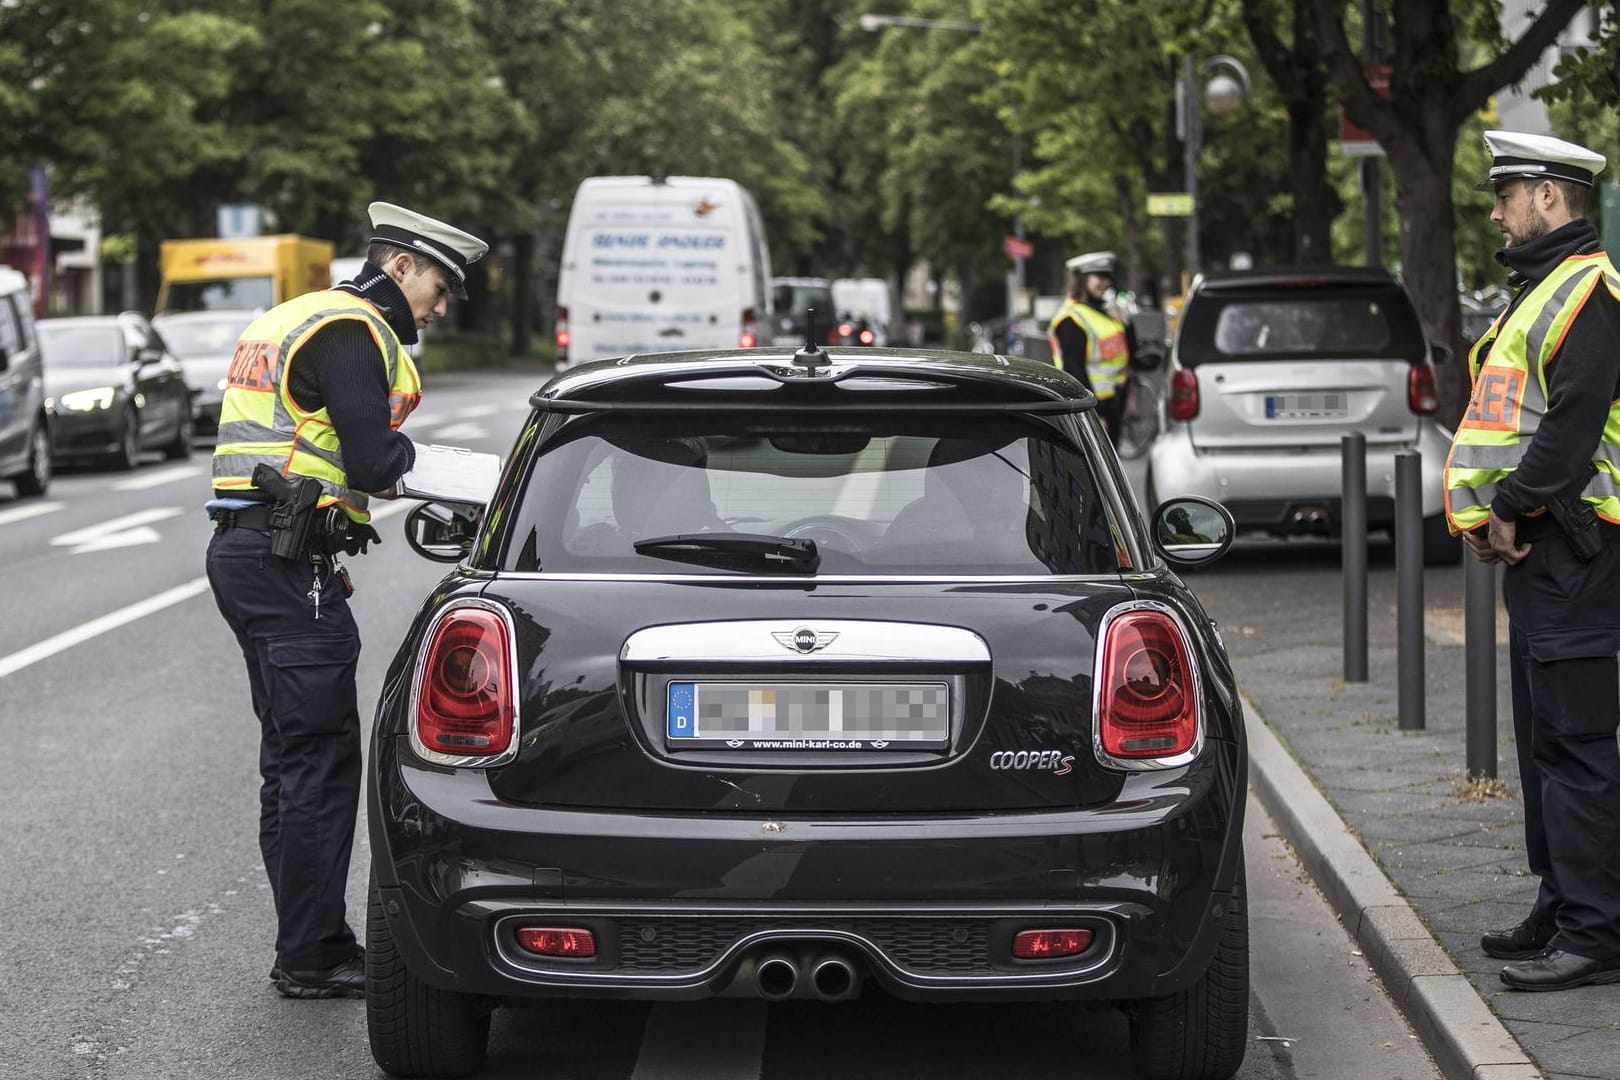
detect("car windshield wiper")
[632,533,820,574]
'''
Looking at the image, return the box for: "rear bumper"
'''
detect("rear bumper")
[367,735,1245,1003]
[1148,419,1453,526]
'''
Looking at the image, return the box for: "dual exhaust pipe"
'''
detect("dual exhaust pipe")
[754,951,858,1003]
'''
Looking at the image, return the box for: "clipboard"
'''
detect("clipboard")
[397,442,502,505]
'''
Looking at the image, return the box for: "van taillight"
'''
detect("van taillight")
[414,606,514,762]
[1168,368,1199,421]
[1408,362,1438,415]
[739,307,757,348]
[1097,608,1198,764]
[555,306,570,359]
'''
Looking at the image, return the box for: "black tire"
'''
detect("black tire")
[111,408,140,470]
[366,873,490,1078]
[162,407,193,460]
[13,420,50,497]
[1421,513,1462,566]
[1128,861,1249,1080]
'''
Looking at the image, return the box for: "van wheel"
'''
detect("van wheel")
[13,421,51,497]
[1422,514,1462,566]
[366,873,491,1078]
[1127,862,1249,1080]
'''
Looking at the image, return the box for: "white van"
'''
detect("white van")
[831,277,895,346]
[554,176,772,367]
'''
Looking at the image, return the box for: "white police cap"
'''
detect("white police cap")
[1478,130,1607,190]
[1065,250,1117,275]
[367,202,489,299]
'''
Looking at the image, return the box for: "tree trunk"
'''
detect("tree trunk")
[1386,134,1467,426]
[1116,178,1146,299]
[1286,97,1333,263]
[509,230,535,360]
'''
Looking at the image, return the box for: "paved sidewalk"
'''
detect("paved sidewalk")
[1238,583,1620,1080]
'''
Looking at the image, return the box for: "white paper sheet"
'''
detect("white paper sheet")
[397,442,502,505]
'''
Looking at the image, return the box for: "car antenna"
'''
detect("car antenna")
[793,307,828,369]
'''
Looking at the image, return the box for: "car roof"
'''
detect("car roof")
[1193,266,1401,292]
[533,348,1094,415]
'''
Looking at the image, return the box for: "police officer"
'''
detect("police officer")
[1048,251,1131,444]
[1445,131,1620,992]
[205,202,487,999]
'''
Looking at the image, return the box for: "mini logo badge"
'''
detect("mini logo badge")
[773,627,839,654]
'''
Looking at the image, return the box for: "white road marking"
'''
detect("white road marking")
[0,576,210,679]
[457,404,500,418]
[0,501,64,527]
[111,465,205,491]
[631,1001,765,1080]
[50,508,184,554]
[427,422,488,442]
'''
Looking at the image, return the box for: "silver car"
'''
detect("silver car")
[1147,267,1461,564]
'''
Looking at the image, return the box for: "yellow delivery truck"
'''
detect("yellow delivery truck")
[156,234,334,313]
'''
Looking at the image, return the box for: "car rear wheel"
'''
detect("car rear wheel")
[110,408,140,470]
[1421,513,1462,566]
[13,421,51,497]
[366,873,491,1078]
[1127,861,1249,1080]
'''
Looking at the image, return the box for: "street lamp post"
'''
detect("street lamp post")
[859,13,1024,322]
[1177,54,1252,282]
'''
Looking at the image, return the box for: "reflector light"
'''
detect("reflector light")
[1098,609,1197,760]
[1408,362,1438,415]
[1012,928,1094,959]
[416,608,514,759]
[1169,368,1199,421]
[838,322,854,340]
[858,328,875,345]
[515,927,596,958]
[555,305,571,357]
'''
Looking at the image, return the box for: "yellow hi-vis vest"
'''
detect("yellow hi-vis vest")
[212,290,421,524]
[1047,299,1128,400]
[1444,252,1620,535]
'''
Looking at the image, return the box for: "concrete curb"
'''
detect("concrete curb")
[1243,694,1542,1080]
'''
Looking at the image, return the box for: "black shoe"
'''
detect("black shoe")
[268,964,281,983]
[1500,948,1620,992]
[1480,917,1556,960]
[274,954,365,999]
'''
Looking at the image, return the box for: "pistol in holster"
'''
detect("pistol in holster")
[252,463,322,561]
[1543,465,1603,562]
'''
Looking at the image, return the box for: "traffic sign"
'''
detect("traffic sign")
[1147,193,1194,218]
[1338,64,1391,157]
[1003,235,1033,261]
[216,203,262,239]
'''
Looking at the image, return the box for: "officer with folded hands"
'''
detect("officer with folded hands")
[204,202,487,999]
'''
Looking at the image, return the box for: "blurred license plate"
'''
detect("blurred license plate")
[666,682,949,750]
[1265,393,1347,419]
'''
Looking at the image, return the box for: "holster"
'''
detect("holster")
[1543,465,1603,562]
[252,463,322,561]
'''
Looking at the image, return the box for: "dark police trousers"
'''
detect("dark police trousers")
[206,523,362,972]
[1503,532,1620,961]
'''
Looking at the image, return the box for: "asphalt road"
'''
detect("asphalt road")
[0,368,1439,1080]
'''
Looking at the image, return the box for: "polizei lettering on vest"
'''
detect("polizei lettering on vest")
[225,340,280,392]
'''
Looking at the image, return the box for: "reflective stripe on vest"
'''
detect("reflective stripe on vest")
[1046,300,1128,399]
[212,290,421,523]
[1444,253,1620,534]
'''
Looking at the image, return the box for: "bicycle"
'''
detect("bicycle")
[1115,363,1164,460]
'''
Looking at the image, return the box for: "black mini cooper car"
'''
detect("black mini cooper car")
[368,345,1247,1080]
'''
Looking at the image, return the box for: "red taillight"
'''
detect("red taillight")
[1012,929,1094,959]
[740,307,757,348]
[858,328,875,346]
[837,322,854,341]
[515,927,596,958]
[554,305,570,357]
[1098,609,1197,760]
[1408,362,1438,415]
[416,607,514,759]
[1168,368,1199,421]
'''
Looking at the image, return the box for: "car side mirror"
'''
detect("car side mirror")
[1151,495,1235,567]
[404,501,480,563]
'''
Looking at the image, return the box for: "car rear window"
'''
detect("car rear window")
[1177,284,1425,365]
[502,414,1121,576]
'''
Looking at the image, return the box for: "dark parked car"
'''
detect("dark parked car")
[38,313,192,469]
[771,276,838,345]
[152,308,259,436]
[0,266,51,497]
[370,346,1248,1080]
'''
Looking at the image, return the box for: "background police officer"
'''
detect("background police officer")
[205,203,487,999]
[1445,131,1620,992]
[1047,251,1131,445]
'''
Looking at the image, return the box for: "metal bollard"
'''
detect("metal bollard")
[1394,450,1424,729]
[1342,432,1368,682]
[1465,555,1499,779]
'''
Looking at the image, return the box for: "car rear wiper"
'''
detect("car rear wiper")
[632,533,820,574]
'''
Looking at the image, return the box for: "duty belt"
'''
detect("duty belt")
[213,503,275,531]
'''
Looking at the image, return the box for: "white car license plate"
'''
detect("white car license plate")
[1265,392,1347,419]
[666,681,949,750]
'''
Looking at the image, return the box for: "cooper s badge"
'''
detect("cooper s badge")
[989,750,1075,776]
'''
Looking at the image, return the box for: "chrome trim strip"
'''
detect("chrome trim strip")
[490,912,1118,988]
[622,620,991,662]
[1090,599,1207,771]
[490,571,1125,584]
[407,598,523,768]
